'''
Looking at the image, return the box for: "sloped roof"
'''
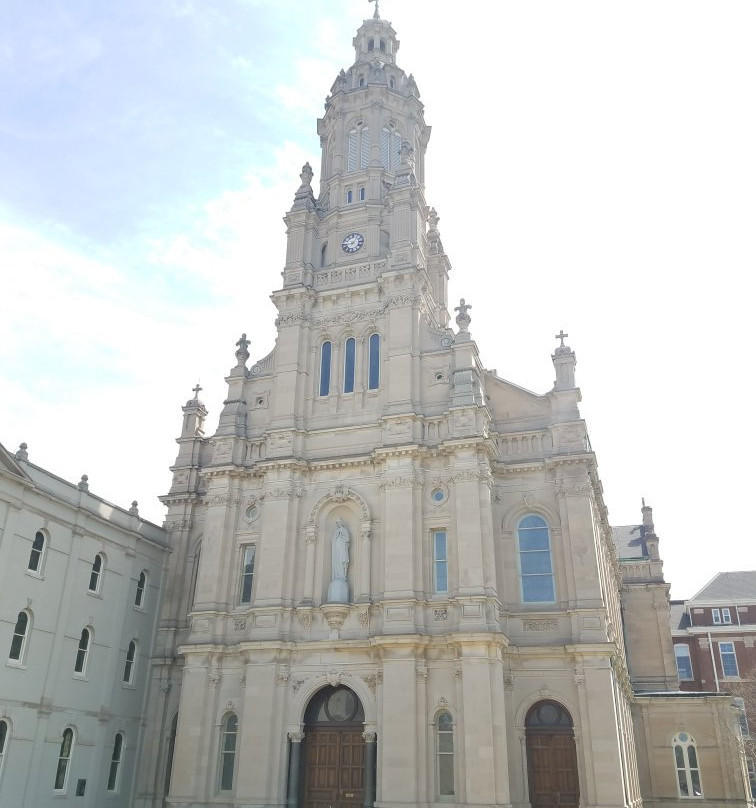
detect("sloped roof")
[612,524,647,559]
[0,441,31,482]
[690,571,756,603]
[669,600,691,632]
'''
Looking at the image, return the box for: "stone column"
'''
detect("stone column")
[302,525,316,603]
[287,731,304,808]
[358,522,372,602]
[362,731,377,808]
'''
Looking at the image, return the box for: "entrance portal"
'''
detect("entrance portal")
[525,700,580,808]
[302,686,367,808]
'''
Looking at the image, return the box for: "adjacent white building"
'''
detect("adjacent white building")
[0,441,169,807]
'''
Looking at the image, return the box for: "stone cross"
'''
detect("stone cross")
[368,0,380,19]
[555,330,569,348]
[192,383,202,398]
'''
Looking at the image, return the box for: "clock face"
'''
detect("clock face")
[341,232,364,254]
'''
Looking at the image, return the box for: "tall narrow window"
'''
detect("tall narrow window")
[368,333,380,390]
[712,608,722,624]
[74,628,91,674]
[321,242,328,267]
[218,714,238,792]
[123,640,137,684]
[239,546,256,604]
[722,607,732,624]
[0,719,9,779]
[319,341,332,396]
[734,697,750,737]
[517,515,555,603]
[673,732,702,797]
[135,571,147,607]
[436,711,455,797]
[347,126,370,172]
[344,337,356,393]
[107,732,124,791]
[54,728,74,791]
[9,611,29,662]
[89,554,103,593]
[164,713,178,795]
[380,126,402,170]
[674,644,693,681]
[433,531,448,594]
[719,642,739,677]
[28,531,45,572]
[359,186,365,201]
[346,189,353,204]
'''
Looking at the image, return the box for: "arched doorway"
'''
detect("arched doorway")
[525,700,580,808]
[301,686,368,808]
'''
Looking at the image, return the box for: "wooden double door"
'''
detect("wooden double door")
[303,727,365,808]
[526,732,580,808]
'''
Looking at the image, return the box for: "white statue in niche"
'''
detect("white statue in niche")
[327,518,351,603]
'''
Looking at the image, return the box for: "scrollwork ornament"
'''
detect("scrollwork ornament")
[362,731,377,743]
[288,731,305,743]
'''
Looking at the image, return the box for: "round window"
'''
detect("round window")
[325,688,358,722]
[245,503,259,521]
[431,488,445,503]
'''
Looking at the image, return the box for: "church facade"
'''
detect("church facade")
[133,10,750,808]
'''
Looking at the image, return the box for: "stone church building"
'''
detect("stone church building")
[131,9,751,808]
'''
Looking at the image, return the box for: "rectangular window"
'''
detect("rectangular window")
[368,333,380,390]
[734,697,749,737]
[719,641,739,677]
[344,338,356,394]
[239,546,256,604]
[674,644,694,681]
[433,531,448,594]
[722,607,732,624]
[712,608,721,624]
[319,342,332,396]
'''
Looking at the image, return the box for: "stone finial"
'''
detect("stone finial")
[78,475,89,491]
[292,162,316,211]
[428,208,440,231]
[15,442,28,461]
[129,501,139,516]
[455,298,472,333]
[368,0,380,19]
[235,333,251,367]
[551,329,577,390]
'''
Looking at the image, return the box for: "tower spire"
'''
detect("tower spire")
[368,0,380,19]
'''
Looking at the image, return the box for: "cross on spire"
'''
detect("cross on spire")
[192,383,202,399]
[555,330,569,348]
[368,0,380,19]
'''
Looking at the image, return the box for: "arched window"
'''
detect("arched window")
[135,571,147,607]
[239,545,256,604]
[54,728,74,791]
[380,126,402,170]
[107,732,124,791]
[218,714,238,792]
[517,515,555,603]
[368,38,374,52]
[344,337,356,393]
[9,611,29,662]
[321,242,328,267]
[164,713,178,795]
[88,553,104,593]
[123,640,137,684]
[28,530,45,572]
[368,333,380,390]
[674,644,693,680]
[673,732,702,797]
[347,125,369,172]
[346,189,353,204]
[74,628,91,674]
[0,719,9,779]
[379,38,387,52]
[359,186,366,201]
[319,341,332,396]
[436,711,455,798]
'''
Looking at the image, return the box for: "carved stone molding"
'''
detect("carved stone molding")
[433,608,448,622]
[326,669,351,687]
[308,486,370,523]
[453,668,463,680]
[362,671,382,691]
[232,619,247,632]
[288,731,305,743]
[380,476,420,490]
[292,678,306,693]
[208,672,220,687]
[299,611,313,630]
[522,618,558,632]
[362,731,377,743]
[416,666,429,682]
[358,610,369,628]
[277,666,291,685]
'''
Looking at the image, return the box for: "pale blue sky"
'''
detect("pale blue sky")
[1,1,754,598]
